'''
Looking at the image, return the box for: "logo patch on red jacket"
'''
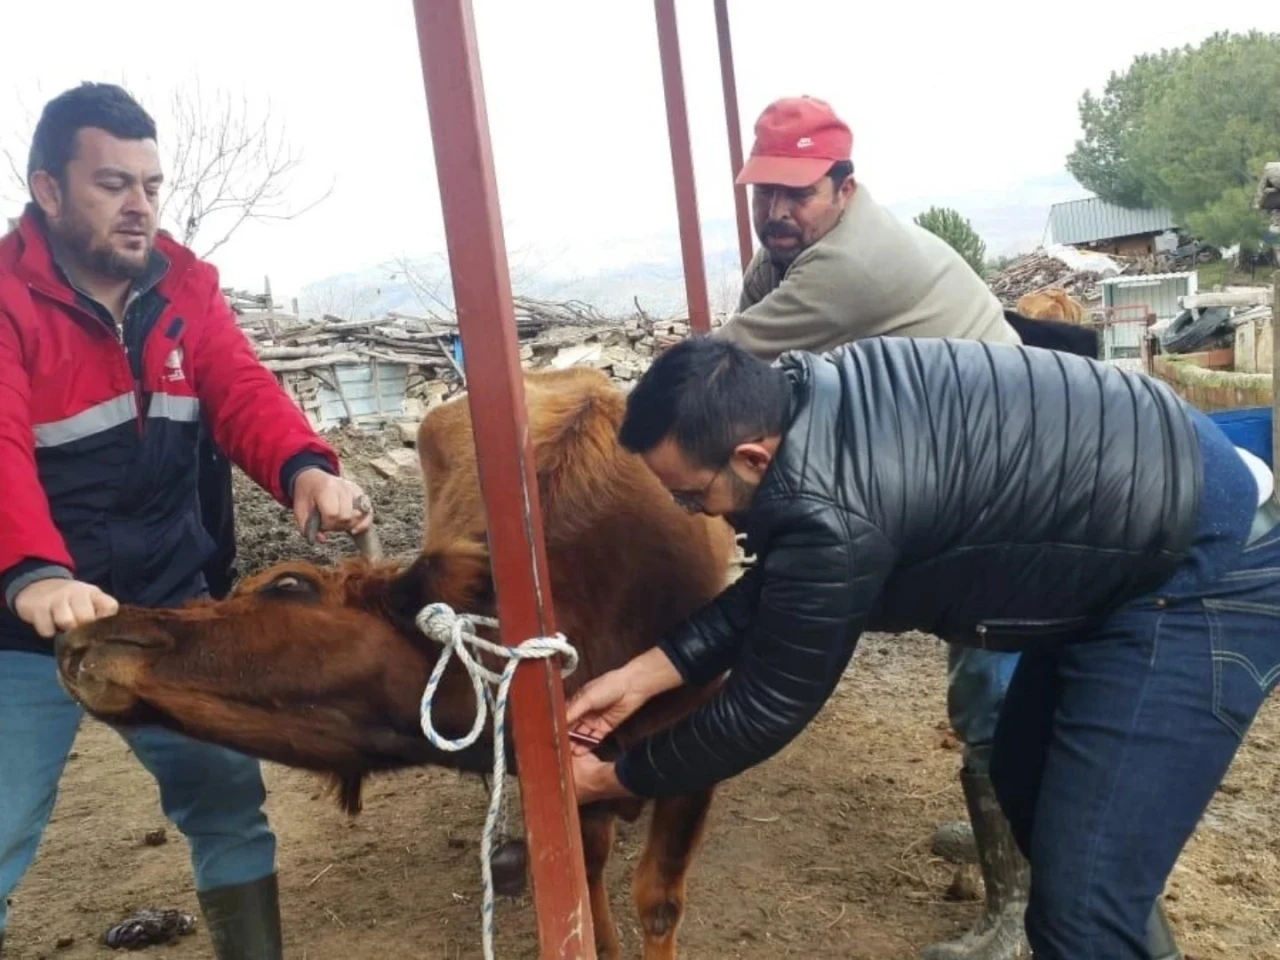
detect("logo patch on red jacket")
[164,347,185,383]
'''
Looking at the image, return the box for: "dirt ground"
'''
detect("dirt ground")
[8,425,1280,959]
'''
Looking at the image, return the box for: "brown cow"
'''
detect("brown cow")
[1015,287,1087,324]
[54,365,738,960]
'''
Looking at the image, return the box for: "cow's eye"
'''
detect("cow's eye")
[258,573,322,600]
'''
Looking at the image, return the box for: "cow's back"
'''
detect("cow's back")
[415,367,736,700]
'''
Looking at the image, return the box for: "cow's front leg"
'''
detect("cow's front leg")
[632,788,715,960]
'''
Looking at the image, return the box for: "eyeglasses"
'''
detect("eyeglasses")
[670,466,723,514]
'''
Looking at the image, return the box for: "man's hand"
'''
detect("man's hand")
[566,668,652,754]
[565,646,686,755]
[14,579,118,638]
[571,751,634,804]
[291,468,373,542]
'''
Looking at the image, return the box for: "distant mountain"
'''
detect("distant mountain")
[299,170,1091,321]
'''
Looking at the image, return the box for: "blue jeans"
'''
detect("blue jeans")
[990,410,1280,958]
[0,651,277,933]
[947,644,1020,773]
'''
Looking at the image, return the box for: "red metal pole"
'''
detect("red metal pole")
[409,3,595,958]
[714,0,753,274]
[653,0,712,334]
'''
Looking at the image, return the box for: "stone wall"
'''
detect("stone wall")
[1235,314,1275,375]
[1151,354,1272,412]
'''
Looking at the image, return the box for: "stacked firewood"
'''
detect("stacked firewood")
[986,252,1116,304]
[222,290,711,430]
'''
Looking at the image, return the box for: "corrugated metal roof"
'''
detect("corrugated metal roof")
[1098,272,1196,286]
[1049,197,1177,245]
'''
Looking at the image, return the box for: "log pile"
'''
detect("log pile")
[986,251,1117,304]
[229,289,701,431]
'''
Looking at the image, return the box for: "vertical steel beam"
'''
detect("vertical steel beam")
[409,2,595,956]
[654,0,712,333]
[714,0,754,273]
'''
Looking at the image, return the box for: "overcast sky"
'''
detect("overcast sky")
[3,2,1278,302]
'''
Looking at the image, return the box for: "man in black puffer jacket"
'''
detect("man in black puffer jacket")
[566,334,1280,959]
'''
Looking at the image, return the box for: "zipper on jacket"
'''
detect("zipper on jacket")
[975,616,1093,637]
[27,281,142,434]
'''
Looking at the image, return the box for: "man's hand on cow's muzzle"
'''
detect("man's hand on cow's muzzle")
[291,468,373,542]
[14,578,119,638]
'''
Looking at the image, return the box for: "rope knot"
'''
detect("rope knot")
[414,601,580,960]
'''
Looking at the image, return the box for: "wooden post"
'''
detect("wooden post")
[714,0,753,274]
[654,0,712,334]
[409,2,595,957]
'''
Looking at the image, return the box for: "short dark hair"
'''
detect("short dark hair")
[28,82,157,187]
[619,336,792,469]
[828,160,853,188]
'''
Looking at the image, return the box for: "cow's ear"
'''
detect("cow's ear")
[385,542,491,624]
[385,555,431,621]
[255,571,323,602]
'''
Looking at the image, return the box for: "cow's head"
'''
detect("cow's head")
[55,547,497,812]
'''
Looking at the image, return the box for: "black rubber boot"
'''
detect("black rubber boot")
[919,769,1030,960]
[195,873,283,960]
[1147,897,1182,960]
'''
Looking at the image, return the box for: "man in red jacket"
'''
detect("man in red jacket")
[0,83,371,958]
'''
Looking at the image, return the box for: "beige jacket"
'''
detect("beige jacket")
[713,184,1021,360]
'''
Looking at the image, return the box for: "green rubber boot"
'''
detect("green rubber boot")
[919,769,1030,960]
[195,873,283,960]
[1147,897,1182,960]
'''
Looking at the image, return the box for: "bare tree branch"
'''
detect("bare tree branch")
[158,80,333,258]
[299,278,382,322]
[388,254,455,324]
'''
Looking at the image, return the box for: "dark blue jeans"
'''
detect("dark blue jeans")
[990,409,1280,958]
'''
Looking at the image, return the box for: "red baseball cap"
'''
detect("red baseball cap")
[736,96,853,188]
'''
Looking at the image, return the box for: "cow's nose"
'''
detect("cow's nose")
[55,629,80,658]
[55,629,91,676]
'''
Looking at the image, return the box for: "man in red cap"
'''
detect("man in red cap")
[707,96,1177,960]
[715,95,1020,356]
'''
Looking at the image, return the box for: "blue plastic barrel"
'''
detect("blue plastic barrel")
[1208,406,1273,468]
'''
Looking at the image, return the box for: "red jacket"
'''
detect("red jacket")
[0,209,339,653]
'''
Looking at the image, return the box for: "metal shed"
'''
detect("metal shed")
[1049,196,1178,249]
[1098,272,1198,364]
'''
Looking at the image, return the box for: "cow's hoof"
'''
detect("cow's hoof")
[490,838,529,897]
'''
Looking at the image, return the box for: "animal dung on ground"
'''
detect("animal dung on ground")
[101,907,197,950]
[944,865,982,902]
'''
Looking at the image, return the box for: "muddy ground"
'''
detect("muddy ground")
[8,425,1280,959]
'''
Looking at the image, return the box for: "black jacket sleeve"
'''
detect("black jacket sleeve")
[615,495,896,798]
[657,561,764,686]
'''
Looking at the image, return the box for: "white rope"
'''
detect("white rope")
[415,602,579,960]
